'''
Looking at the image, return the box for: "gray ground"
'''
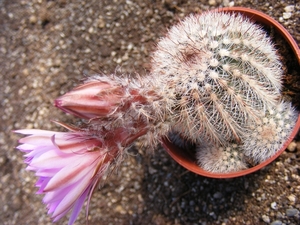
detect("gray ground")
[1,0,300,225]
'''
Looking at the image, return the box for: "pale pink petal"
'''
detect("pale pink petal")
[35,168,60,177]
[68,188,90,225]
[44,152,98,192]
[51,172,92,218]
[16,143,36,151]
[30,150,75,169]
[15,129,63,136]
[19,135,57,146]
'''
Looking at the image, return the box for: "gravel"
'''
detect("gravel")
[270,220,283,225]
[286,208,299,217]
[1,0,299,225]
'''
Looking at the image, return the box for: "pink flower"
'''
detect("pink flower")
[15,122,147,224]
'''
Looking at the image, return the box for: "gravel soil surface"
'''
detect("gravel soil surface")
[1,0,299,225]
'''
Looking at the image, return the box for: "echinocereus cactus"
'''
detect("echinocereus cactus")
[151,11,283,145]
[150,11,298,173]
[15,11,298,224]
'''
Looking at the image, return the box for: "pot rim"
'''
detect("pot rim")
[161,7,300,179]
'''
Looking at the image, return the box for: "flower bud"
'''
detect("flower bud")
[55,80,125,119]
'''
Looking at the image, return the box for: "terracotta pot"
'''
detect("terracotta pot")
[162,7,300,179]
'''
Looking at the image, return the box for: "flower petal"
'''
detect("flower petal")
[68,188,90,225]
[51,171,92,218]
[44,151,98,192]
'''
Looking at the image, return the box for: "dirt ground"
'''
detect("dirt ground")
[1,0,300,225]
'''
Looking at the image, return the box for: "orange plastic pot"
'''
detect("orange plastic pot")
[162,7,300,178]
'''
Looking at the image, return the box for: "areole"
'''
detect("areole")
[162,7,300,179]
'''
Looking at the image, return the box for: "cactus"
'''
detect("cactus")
[150,11,298,172]
[151,11,283,145]
[196,142,248,173]
[242,101,298,163]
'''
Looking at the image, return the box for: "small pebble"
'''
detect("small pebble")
[228,1,234,7]
[271,202,277,210]
[271,220,282,225]
[29,15,37,24]
[115,205,126,214]
[223,0,229,6]
[287,142,297,152]
[98,17,105,28]
[286,208,299,217]
[284,5,295,12]
[287,194,296,202]
[282,12,292,19]
[208,0,216,5]
[262,215,270,223]
[148,166,157,174]
[276,212,284,219]
[10,195,22,210]
[213,192,223,199]
[279,17,284,22]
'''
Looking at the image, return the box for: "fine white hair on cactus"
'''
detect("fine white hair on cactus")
[151,11,283,145]
[242,101,298,164]
[196,142,248,173]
